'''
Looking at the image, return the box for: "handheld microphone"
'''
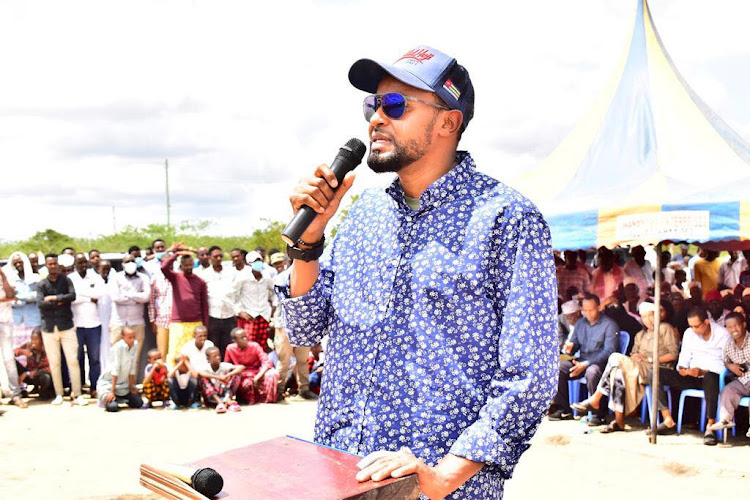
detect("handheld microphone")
[153,463,224,497]
[281,138,367,246]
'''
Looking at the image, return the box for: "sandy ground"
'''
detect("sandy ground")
[0,395,746,499]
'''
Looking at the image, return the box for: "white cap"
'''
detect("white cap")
[245,251,262,264]
[561,300,580,315]
[638,302,657,315]
[58,253,75,267]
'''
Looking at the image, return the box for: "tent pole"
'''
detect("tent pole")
[649,242,663,444]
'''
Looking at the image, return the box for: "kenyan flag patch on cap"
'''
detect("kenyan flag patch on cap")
[442,79,461,100]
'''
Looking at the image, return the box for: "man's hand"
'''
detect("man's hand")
[679,367,701,378]
[130,385,139,396]
[168,241,186,253]
[104,392,116,404]
[569,360,587,378]
[253,374,262,388]
[238,312,251,321]
[289,165,356,244]
[727,363,745,377]
[631,353,646,364]
[355,449,482,500]
[44,295,58,302]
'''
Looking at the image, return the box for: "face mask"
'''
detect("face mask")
[123,262,137,275]
[194,260,200,269]
[135,257,144,267]
[251,261,264,272]
[155,251,166,262]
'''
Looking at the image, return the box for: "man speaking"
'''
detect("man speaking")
[277,45,558,499]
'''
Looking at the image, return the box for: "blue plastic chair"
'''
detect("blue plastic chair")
[641,385,672,424]
[737,397,750,437]
[676,368,728,436]
[618,331,630,356]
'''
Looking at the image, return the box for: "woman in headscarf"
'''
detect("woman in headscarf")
[3,252,41,347]
[572,302,679,433]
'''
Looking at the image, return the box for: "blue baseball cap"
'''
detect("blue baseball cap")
[348,45,475,132]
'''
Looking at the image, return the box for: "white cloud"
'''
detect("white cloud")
[0,0,747,244]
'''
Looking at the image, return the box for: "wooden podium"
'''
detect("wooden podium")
[140,436,419,499]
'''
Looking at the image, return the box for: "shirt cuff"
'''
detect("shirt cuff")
[449,419,527,478]
[274,270,331,347]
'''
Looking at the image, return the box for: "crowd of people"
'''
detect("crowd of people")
[549,245,750,446]
[2,240,749,440]
[0,240,325,415]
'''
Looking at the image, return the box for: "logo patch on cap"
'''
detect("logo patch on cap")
[442,79,461,100]
[395,48,434,65]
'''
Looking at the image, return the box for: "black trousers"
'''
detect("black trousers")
[209,316,236,359]
[168,377,197,407]
[105,393,143,412]
[657,368,720,419]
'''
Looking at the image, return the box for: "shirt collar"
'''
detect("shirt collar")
[385,151,475,213]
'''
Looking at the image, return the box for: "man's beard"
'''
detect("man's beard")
[366,115,436,174]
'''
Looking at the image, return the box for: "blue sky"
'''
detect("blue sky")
[1,0,748,242]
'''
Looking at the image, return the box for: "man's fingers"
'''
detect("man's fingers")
[293,193,325,214]
[357,450,396,470]
[310,175,336,201]
[391,462,419,478]
[357,457,404,482]
[299,186,330,213]
[314,164,339,189]
[333,171,356,203]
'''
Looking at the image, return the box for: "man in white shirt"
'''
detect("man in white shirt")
[70,253,105,396]
[179,325,214,373]
[230,248,252,282]
[652,307,730,445]
[237,251,274,351]
[623,245,654,299]
[202,246,242,358]
[718,251,743,290]
[110,254,151,376]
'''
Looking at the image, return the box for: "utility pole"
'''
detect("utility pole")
[165,159,171,229]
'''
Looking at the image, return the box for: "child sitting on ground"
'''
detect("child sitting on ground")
[167,355,199,410]
[14,329,54,400]
[142,349,170,408]
[199,346,243,413]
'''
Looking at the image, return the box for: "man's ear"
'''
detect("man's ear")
[438,110,463,137]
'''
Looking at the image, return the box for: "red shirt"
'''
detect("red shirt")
[224,342,273,376]
[161,253,209,325]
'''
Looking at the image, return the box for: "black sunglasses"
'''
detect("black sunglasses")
[363,92,449,121]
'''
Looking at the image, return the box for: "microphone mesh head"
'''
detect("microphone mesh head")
[192,468,224,497]
[344,138,367,162]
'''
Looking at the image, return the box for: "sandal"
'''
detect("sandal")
[571,399,597,413]
[600,421,625,434]
[215,403,227,414]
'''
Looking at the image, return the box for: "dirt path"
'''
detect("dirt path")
[0,398,745,499]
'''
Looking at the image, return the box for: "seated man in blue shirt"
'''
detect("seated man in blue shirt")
[550,293,619,425]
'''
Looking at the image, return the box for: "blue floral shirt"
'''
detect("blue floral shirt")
[277,152,558,499]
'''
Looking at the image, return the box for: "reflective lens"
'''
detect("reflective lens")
[363,93,407,121]
[381,93,407,119]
